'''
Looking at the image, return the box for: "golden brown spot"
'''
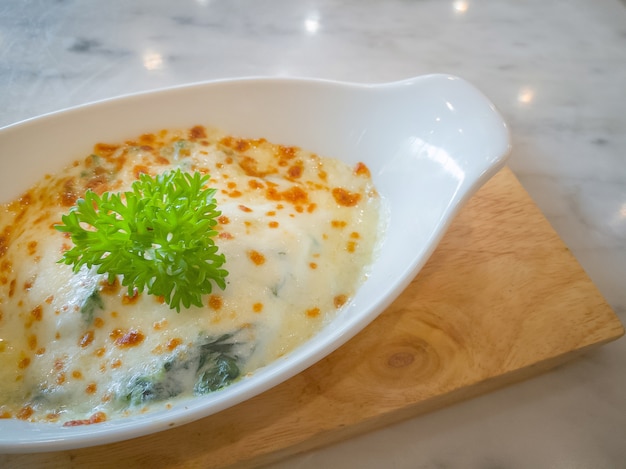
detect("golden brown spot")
[0,259,11,273]
[18,356,31,369]
[189,125,207,140]
[111,329,145,348]
[267,186,308,205]
[94,143,120,158]
[84,172,109,194]
[56,372,66,385]
[79,330,95,348]
[354,162,371,177]
[153,319,168,330]
[27,240,38,256]
[248,179,264,190]
[111,359,122,369]
[95,347,106,357]
[72,370,83,379]
[208,295,223,310]
[20,192,33,205]
[236,155,276,178]
[16,406,34,420]
[218,232,234,240]
[133,165,150,179]
[100,277,121,295]
[27,334,37,351]
[94,317,105,328]
[248,250,266,266]
[62,411,107,427]
[60,177,80,207]
[334,294,348,308]
[309,262,318,269]
[155,155,170,165]
[24,305,43,329]
[0,228,12,259]
[306,307,321,318]
[268,221,279,228]
[166,338,183,351]
[287,162,304,179]
[220,136,256,153]
[85,383,97,395]
[331,220,347,228]
[346,241,357,253]
[307,203,317,213]
[277,145,298,160]
[218,215,230,225]
[252,302,263,313]
[45,413,61,422]
[238,204,253,213]
[332,188,361,207]
[350,231,360,239]
[139,133,156,145]
[122,289,140,305]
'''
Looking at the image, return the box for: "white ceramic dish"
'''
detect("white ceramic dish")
[0,74,510,452]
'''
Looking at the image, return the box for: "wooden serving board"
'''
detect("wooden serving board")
[3,167,623,468]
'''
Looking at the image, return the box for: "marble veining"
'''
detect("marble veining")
[1,0,625,467]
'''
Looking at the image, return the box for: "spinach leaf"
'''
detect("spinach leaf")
[121,332,245,407]
[80,290,104,324]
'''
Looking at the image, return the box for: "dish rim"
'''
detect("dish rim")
[0,73,511,452]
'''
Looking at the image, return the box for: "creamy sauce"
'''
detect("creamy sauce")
[0,125,381,425]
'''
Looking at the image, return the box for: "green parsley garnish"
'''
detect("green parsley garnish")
[56,169,228,312]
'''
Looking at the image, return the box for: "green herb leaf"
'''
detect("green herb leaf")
[56,169,228,311]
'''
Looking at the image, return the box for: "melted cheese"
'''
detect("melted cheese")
[0,125,381,424]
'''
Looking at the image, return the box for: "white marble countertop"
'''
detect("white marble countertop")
[1,0,625,467]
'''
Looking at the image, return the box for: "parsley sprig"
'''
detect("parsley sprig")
[56,169,228,312]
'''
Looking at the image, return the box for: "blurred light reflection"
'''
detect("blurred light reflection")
[143,51,164,71]
[304,14,320,34]
[453,1,469,13]
[517,86,535,105]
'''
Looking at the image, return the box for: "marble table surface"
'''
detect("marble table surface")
[1,0,625,467]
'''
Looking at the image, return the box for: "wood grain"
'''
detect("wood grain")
[2,167,623,468]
